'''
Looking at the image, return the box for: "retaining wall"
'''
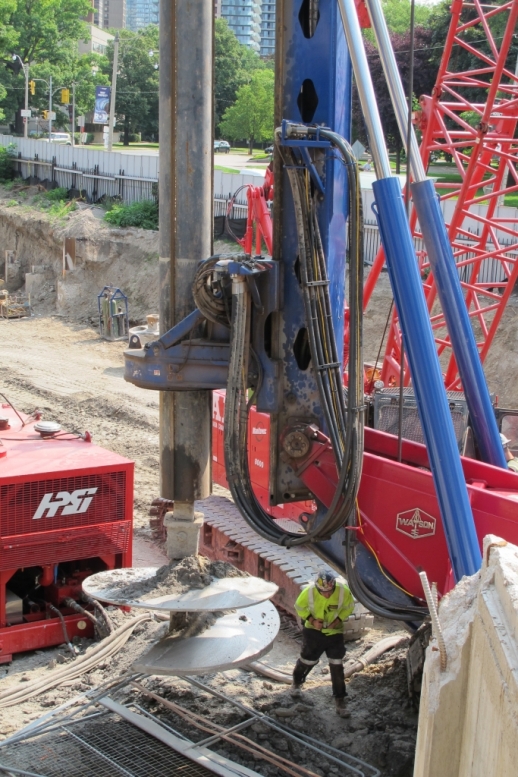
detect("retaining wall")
[413,534,518,777]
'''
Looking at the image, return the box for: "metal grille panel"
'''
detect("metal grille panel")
[0,521,131,569]
[0,471,127,536]
[374,389,469,450]
[0,716,214,777]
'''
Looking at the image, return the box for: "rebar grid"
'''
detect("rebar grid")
[0,716,212,777]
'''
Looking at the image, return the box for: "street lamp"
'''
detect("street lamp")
[12,54,29,139]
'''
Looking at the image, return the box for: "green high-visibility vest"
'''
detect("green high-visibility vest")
[295,581,354,635]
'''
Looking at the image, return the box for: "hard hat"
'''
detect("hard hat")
[315,570,337,593]
[500,432,512,446]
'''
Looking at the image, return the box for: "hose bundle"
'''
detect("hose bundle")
[222,128,364,547]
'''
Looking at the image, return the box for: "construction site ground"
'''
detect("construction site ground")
[1,201,518,776]
[1,313,414,777]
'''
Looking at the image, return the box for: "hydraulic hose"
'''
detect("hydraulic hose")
[223,127,364,547]
[0,614,151,708]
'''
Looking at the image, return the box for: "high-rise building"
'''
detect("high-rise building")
[103,0,127,30]
[260,0,275,57]
[93,0,104,27]
[86,0,104,27]
[220,0,262,53]
[126,0,159,31]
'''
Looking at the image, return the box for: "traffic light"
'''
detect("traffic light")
[29,80,36,96]
[42,110,48,120]
[61,88,70,104]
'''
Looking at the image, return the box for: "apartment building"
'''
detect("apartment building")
[126,0,159,31]
[103,0,127,30]
[220,0,262,52]
[260,0,275,57]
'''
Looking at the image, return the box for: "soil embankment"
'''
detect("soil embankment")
[0,184,159,323]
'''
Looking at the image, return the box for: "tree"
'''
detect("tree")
[101,26,159,145]
[0,0,91,131]
[353,27,438,173]
[380,0,431,34]
[0,0,17,59]
[219,69,274,153]
[0,0,17,120]
[214,18,265,128]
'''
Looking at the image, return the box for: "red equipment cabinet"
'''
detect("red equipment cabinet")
[0,406,133,662]
[212,391,316,523]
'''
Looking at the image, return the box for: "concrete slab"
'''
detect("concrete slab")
[83,567,278,611]
[133,601,280,676]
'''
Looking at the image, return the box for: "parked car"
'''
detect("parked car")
[43,132,72,145]
[216,140,230,153]
[265,145,274,155]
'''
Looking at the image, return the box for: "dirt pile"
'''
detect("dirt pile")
[96,555,248,600]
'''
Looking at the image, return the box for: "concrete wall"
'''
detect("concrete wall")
[413,535,518,777]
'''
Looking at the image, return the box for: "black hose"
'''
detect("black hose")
[222,128,364,546]
[48,604,76,657]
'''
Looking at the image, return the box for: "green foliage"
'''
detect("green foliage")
[460,111,481,129]
[214,19,266,127]
[0,0,18,60]
[0,0,17,117]
[127,133,141,143]
[0,144,15,181]
[100,26,159,145]
[381,0,431,34]
[44,186,68,201]
[219,70,274,153]
[104,200,158,230]
[0,0,93,131]
[48,199,76,218]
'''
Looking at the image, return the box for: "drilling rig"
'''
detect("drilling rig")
[125,0,518,626]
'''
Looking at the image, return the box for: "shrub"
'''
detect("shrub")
[0,144,16,182]
[44,187,69,202]
[104,199,158,230]
[84,133,95,145]
[127,133,141,143]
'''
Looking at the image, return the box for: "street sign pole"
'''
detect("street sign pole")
[72,82,76,147]
[49,75,53,142]
[23,64,29,139]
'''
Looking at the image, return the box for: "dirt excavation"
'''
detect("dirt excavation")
[1,202,518,777]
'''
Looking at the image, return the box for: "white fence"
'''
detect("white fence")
[0,135,271,206]
[1,135,517,282]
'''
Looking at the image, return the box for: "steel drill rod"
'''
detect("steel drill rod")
[364,0,507,468]
[337,0,482,578]
[364,0,426,182]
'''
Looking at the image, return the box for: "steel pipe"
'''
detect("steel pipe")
[364,0,506,468]
[337,0,482,579]
[364,0,426,182]
[373,177,482,578]
[336,0,391,179]
[412,180,507,468]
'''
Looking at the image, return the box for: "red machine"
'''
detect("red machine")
[212,390,316,523]
[0,405,133,662]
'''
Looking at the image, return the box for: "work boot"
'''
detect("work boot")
[334,697,350,718]
[290,682,303,698]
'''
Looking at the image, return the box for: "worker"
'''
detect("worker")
[500,433,518,472]
[291,570,355,718]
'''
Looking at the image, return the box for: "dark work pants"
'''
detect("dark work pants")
[293,627,346,698]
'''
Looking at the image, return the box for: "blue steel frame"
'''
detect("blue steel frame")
[264,0,352,506]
